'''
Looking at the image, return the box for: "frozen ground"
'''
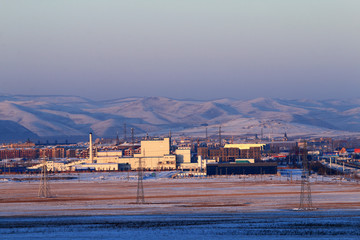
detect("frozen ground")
[1,172,360,239]
[0,170,357,184]
[1,171,359,216]
[1,211,359,240]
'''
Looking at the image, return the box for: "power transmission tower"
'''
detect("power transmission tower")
[136,152,145,204]
[38,155,52,198]
[299,140,314,210]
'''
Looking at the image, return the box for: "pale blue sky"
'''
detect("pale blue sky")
[1,1,359,100]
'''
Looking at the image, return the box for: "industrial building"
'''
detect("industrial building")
[69,163,130,171]
[198,144,262,162]
[95,137,178,170]
[175,147,191,164]
[224,143,267,150]
[206,162,277,176]
[24,134,277,174]
[96,150,123,162]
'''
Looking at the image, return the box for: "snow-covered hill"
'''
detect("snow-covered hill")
[0,95,359,141]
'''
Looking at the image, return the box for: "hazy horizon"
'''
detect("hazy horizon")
[1,1,360,100]
[2,93,360,102]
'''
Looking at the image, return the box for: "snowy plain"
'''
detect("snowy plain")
[1,171,360,239]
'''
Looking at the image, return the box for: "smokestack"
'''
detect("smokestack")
[89,132,93,162]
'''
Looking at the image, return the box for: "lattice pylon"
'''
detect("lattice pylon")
[38,156,52,198]
[299,141,314,210]
[136,152,145,204]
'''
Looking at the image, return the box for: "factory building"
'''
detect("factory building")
[224,143,267,150]
[139,138,171,157]
[96,150,123,162]
[175,147,191,164]
[133,137,176,170]
[46,161,68,172]
[94,137,177,170]
[70,163,130,172]
[206,162,277,176]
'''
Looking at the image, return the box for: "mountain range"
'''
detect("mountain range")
[0,95,360,142]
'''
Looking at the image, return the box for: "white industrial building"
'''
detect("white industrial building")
[95,137,185,170]
[69,163,130,171]
[28,135,195,172]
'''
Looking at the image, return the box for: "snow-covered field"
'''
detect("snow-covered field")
[1,172,360,239]
[1,212,360,240]
[1,170,357,183]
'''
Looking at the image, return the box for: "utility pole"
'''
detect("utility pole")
[218,126,222,147]
[169,129,172,152]
[116,131,120,145]
[205,127,208,144]
[136,150,145,204]
[299,140,314,210]
[38,154,52,198]
[131,128,135,147]
[4,153,7,173]
[124,123,127,142]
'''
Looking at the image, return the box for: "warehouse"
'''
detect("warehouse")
[206,162,277,176]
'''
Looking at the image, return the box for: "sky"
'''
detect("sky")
[1,0,360,100]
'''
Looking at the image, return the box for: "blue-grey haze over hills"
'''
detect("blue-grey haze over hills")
[0,95,359,141]
[1,1,360,141]
[1,1,360,101]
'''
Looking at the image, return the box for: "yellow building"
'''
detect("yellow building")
[136,138,170,157]
[175,147,191,164]
[224,143,266,150]
[95,150,123,162]
[96,138,176,170]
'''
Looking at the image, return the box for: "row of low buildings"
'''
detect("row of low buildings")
[80,137,186,171]
[29,134,277,175]
[0,147,81,160]
[29,137,185,172]
[197,144,264,162]
[5,134,360,176]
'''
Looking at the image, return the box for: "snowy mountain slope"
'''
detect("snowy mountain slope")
[0,120,39,140]
[0,95,359,140]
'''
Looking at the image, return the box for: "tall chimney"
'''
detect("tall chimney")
[89,132,93,162]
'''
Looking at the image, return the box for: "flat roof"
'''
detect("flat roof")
[224,143,266,150]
